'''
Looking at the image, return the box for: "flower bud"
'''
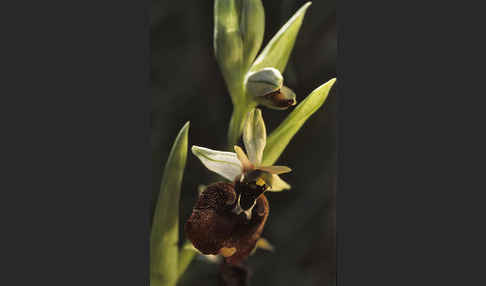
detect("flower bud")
[214,0,265,102]
[246,67,283,96]
[245,68,297,110]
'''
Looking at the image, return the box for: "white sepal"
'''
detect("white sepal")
[191,146,242,181]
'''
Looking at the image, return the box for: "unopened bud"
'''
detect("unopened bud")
[245,68,297,110]
[246,67,283,96]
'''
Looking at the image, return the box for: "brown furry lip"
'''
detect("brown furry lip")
[185,181,269,265]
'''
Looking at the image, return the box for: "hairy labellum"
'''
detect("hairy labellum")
[185,181,269,265]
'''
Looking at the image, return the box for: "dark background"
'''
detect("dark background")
[151,0,337,285]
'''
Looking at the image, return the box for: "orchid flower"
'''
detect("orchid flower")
[192,108,292,192]
[186,108,292,264]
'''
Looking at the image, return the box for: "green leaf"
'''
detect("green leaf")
[250,2,312,73]
[262,78,336,166]
[240,0,265,71]
[150,122,190,286]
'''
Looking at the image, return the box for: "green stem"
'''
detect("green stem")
[227,103,253,147]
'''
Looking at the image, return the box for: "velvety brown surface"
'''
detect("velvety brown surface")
[185,182,270,265]
[224,195,268,265]
[185,182,237,255]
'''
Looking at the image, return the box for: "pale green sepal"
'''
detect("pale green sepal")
[262,78,336,166]
[191,146,242,181]
[250,2,312,73]
[243,108,267,165]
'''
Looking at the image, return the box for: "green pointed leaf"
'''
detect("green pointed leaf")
[262,78,336,166]
[150,122,190,286]
[240,0,265,70]
[250,2,312,73]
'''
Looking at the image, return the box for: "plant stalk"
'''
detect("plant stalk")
[227,102,253,147]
